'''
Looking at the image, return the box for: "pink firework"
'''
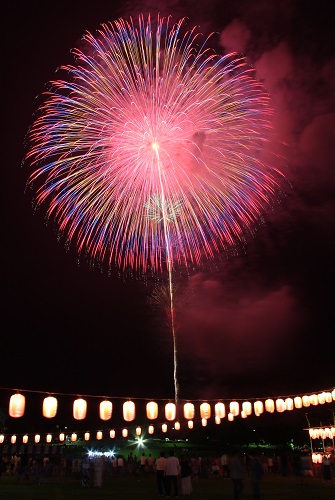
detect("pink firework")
[24,14,285,276]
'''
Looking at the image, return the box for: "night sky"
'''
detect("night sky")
[3,0,334,434]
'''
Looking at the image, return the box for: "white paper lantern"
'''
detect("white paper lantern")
[99,400,113,420]
[229,401,239,416]
[200,402,211,419]
[122,428,128,438]
[73,398,87,420]
[184,403,195,420]
[43,396,58,418]
[123,401,135,422]
[254,400,264,415]
[265,399,275,413]
[215,402,225,419]
[146,401,158,420]
[242,401,252,416]
[294,396,302,408]
[110,430,115,439]
[276,399,286,412]
[9,393,25,418]
[165,403,176,421]
[285,398,294,411]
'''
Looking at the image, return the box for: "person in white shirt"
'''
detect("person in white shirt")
[165,448,180,497]
[155,451,167,496]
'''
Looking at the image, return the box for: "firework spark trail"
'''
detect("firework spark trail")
[24,14,286,402]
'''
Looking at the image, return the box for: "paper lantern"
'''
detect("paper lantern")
[215,402,225,419]
[96,431,103,440]
[23,435,28,444]
[46,434,52,443]
[11,435,17,444]
[309,394,318,406]
[294,396,302,408]
[229,401,239,416]
[59,433,65,442]
[188,420,193,429]
[43,396,58,418]
[200,402,211,419]
[174,421,180,430]
[162,423,168,433]
[110,430,115,439]
[285,398,294,411]
[228,413,234,421]
[184,402,195,420]
[331,427,335,437]
[148,425,154,434]
[35,434,40,443]
[215,416,221,424]
[99,400,113,420]
[165,402,176,421]
[276,399,286,412]
[123,401,135,422]
[201,418,207,426]
[71,433,77,442]
[317,392,326,404]
[242,401,252,416]
[324,392,332,403]
[136,426,142,436]
[73,398,87,420]
[265,399,275,413]
[241,411,247,419]
[302,395,310,407]
[146,401,158,420]
[84,432,90,441]
[122,428,128,438]
[332,389,335,401]
[254,400,264,415]
[0,435,4,443]
[9,393,25,418]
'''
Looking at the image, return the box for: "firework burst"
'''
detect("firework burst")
[24,14,285,276]
[24,14,286,402]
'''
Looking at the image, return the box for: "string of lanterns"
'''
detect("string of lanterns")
[5,387,335,421]
[1,386,334,446]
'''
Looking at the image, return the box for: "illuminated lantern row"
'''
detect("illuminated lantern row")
[7,390,335,420]
[309,427,335,439]
[2,422,334,444]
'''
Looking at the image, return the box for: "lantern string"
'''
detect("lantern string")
[0,385,334,402]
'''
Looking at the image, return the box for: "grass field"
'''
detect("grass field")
[0,472,334,500]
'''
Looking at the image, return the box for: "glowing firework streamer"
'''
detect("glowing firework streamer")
[24,14,285,402]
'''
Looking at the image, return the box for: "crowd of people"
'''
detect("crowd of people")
[0,447,334,497]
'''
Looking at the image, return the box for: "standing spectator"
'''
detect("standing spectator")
[250,455,263,500]
[180,454,193,495]
[93,455,105,487]
[165,448,180,497]
[220,452,230,478]
[81,456,91,487]
[155,451,167,496]
[322,454,332,482]
[230,452,244,500]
